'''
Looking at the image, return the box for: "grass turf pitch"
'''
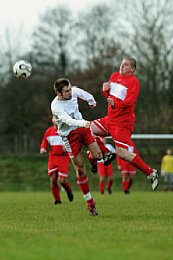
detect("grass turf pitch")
[0,191,172,260]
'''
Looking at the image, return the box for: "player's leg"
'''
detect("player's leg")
[91,119,116,166]
[116,145,159,190]
[72,151,98,216]
[163,174,169,191]
[58,176,73,202]
[49,171,61,204]
[127,164,136,192]
[87,139,115,174]
[106,165,114,194]
[95,136,116,166]
[120,160,132,194]
[97,162,105,194]
[57,156,73,202]
[110,126,159,190]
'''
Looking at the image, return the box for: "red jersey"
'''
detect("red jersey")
[103,72,140,126]
[40,126,68,156]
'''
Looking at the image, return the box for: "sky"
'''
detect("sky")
[0,0,109,54]
[0,0,106,34]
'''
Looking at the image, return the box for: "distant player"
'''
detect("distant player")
[161,148,173,191]
[40,118,73,204]
[116,143,137,194]
[96,138,116,194]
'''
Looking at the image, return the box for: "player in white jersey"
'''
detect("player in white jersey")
[51,78,114,216]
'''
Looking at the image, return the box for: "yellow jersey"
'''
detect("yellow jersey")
[161,155,173,173]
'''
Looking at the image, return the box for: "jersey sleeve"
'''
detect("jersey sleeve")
[73,87,97,106]
[55,110,87,127]
[40,130,49,149]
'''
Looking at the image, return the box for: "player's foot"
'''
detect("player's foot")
[67,191,74,202]
[54,200,62,204]
[103,152,116,166]
[107,188,112,194]
[88,203,98,216]
[147,169,159,190]
[124,190,130,194]
[86,151,98,173]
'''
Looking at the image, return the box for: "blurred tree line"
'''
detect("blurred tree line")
[0,0,173,153]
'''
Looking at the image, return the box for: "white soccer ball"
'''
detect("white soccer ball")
[13,60,32,79]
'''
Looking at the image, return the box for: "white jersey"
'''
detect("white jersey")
[51,86,96,137]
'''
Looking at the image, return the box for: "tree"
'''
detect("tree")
[123,0,173,133]
[32,6,75,78]
[0,26,31,86]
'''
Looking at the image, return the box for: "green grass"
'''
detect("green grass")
[0,191,173,260]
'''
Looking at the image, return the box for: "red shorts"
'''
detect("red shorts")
[118,158,136,177]
[92,116,109,136]
[65,127,95,157]
[97,162,113,177]
[107,124,134,150]
[48,155,70,177]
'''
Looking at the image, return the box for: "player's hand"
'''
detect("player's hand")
[103,82,110,91]
[40,148,47,154]
[107,96,114,107]
[62,146,67,152]
[85,121,91,128]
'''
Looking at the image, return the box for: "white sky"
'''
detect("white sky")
[0,0,105,34]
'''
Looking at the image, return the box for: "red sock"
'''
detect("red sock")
[107,179,113,190]
[130,154,153,175]
[87,198,94,206]
[95,136,109,154]
[127,178,133,190]
[52,187,61,201]
[99,180,104,193]
[77,176,95,206]
[61,180,72,193]
[122,181,129,192]
[77,175,90,195]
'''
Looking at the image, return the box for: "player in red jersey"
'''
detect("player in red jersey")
[91,56,159,190]
[40,119,73,204]
[116,142,137,194]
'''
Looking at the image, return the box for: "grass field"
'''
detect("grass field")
[0,191,173,260]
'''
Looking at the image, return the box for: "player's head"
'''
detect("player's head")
[54,78,72,100]
[166,148,172,155]
[119,56,137,76]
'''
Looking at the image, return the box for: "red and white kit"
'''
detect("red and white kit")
[116,145,136,177]
[102,72,140,150]
[40,126,70,177]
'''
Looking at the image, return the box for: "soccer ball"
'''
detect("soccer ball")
[13,60,32,79]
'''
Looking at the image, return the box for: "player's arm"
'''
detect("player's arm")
[54,111,90,128]
[40,131,49,153]
[102,82,111,98]
[73,87,97,107]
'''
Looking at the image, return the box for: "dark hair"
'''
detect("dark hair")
[124,56,137,69]
[54,78,70,94]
